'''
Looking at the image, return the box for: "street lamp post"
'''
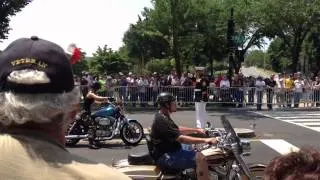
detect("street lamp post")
[227,8,235,79]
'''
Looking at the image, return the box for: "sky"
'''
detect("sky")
[0,0,152,55]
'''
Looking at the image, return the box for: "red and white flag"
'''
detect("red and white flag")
[67,43,82,64]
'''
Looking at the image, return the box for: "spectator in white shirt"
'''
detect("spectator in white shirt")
[275,73,285,108]
[255,76,266,110]
[220,75,230,89]
[219,74,231,104]
[293,73,304,108]
[138,76,148,107]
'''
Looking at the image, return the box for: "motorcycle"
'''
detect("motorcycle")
[65,98,144,146]
[113,115,265,180]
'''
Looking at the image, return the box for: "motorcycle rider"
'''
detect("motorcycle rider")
[150,92,219,180]
[83,81,110,149]
[0,36,130,180]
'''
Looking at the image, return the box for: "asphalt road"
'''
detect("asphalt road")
[67,109,320,167]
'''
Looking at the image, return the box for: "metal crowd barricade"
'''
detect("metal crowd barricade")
[91,86,320,108]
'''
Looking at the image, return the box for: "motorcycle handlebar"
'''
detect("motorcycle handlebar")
[107,97,116,102]
[205,128,225,137]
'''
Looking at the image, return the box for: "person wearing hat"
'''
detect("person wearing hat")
[151,92,219,180]
[0,36,130,180]
[194,67,210,128]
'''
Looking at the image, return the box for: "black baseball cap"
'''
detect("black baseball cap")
[0,36,74,93]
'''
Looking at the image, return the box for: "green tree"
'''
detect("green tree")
[148,0,203,77]
[245,50,270,69]
[123,0,269,76]
[130,0,228,76]
[123,17,169,73]
[89,45,129,75]
[302,27,320,73]
[199,0,227,76]
[0,0,32,41]
[258,0,320,72]
[221,0,266,74]
[145,58,173,74]
[267,38,291,72]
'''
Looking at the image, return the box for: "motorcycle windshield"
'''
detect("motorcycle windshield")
[221,115,241,148]
[220,115,255,179]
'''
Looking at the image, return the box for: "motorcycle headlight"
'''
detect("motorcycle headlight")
[240,139,251,151]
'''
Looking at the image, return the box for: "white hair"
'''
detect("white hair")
[0,69,80,126]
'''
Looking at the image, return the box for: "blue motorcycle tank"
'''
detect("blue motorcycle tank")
[93,105,116,117]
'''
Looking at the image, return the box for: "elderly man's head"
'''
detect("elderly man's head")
[0,36,79,132]
[264,148,320,180]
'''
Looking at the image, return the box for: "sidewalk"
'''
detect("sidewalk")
[121,104,320,112]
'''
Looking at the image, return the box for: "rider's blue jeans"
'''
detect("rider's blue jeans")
[156,148,196,171]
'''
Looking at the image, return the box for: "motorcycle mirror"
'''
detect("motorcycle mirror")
[206,122,211,128]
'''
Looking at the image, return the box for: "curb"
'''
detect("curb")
[92,104,320,112]
[124,105,232,112]
[246,107,320,112]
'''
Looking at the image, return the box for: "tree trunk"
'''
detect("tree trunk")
[234,54,242,74]
[171,0,181,78]
[210,59,213,78]
[291,46,301,73]
[209,52,213,78]
[173,37,181,77]
[235,56,240,74]
[316,47,320,72]
[140,51,144,74]
[228,52,234,81]
[235,66,240,74]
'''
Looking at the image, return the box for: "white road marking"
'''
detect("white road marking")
[276,117,320,119]
[283,119,320,122]
[260,139,300,155]
[301,122,320,126]
[252,111,320,133]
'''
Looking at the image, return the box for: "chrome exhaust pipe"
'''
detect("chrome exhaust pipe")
[65,134,88,139]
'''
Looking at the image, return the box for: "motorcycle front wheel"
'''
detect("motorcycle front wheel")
[229,165,265,180]
[120,121,144,146]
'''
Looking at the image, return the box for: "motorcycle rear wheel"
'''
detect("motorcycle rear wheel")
[120,121,144,146]
[65,122,82,146]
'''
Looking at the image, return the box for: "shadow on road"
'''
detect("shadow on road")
[67,141,147,150]
[208,112,266,121]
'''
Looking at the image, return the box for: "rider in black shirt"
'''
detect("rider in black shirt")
[151,112,182,160]
[150,92,218,180]
[83,82,110,149]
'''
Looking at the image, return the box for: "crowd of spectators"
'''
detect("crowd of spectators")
[75,69,320,110]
